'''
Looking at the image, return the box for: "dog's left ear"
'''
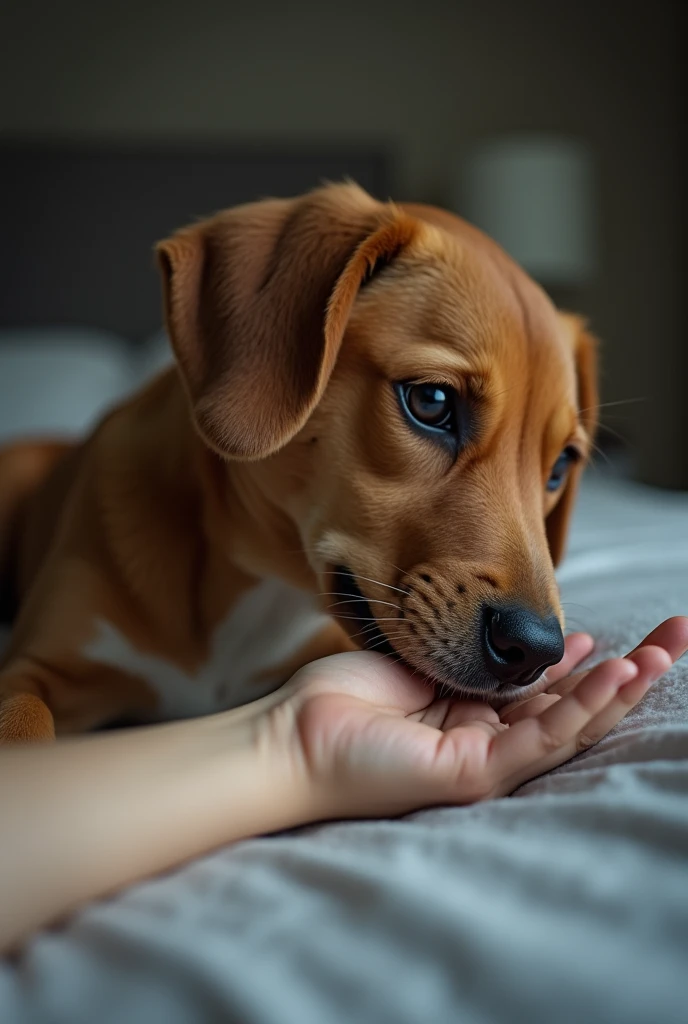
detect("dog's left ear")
[156,183,417,460]
[546,316,599,566]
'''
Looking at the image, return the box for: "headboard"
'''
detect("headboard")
[0,142,391,340]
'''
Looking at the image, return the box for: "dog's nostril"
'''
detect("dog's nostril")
[489,616,528,664]
[483,606,564,686]
[492,639,526,665]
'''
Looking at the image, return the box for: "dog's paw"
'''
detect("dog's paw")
[0,693,56,742]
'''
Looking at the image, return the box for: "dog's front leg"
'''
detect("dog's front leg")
[0,687,55,741]
[0,654,156,742]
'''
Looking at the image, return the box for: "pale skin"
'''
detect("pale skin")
[1,616,687,954]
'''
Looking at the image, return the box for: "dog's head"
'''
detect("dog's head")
[158,183,598,702]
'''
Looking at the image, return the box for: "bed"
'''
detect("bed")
[1,146,687,1024]
[0,455,686,1023]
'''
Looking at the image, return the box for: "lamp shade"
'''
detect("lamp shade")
[460,136,596,286]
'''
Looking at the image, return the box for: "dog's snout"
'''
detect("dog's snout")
[483,606,564,686]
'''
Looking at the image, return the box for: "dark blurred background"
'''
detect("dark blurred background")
[0,0,684,488]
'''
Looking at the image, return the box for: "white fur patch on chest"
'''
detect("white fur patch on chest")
[83,579,331,719]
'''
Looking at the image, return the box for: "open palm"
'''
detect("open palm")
[280,617,688,819]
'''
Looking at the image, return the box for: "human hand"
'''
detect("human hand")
[497,614,688,774]
[2,621,684,952]
[271,617,688,820]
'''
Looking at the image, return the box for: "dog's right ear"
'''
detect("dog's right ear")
[157,184,417,460]
[546,315,599,566]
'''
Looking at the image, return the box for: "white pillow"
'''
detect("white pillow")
[0,327,173,444]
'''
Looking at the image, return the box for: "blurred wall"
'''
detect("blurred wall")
[0,0,683,484]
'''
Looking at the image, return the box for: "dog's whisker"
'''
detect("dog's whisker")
[364,635,407,652]
[375,652,407,669]
[347,622,385,640]
[594,422,628,446]
[561,606,589,622]
[389,563,410,585]
[579,396,646,416]
[588,441,612,467]
[563,620,588,632]
[586,454,606,473]
[359,637,408,651]
[561,601,596,615]
[346,622,405,638]
[323,597,401,611]
[334,615,403,622]
[362,638,405,647]
[277,548,414,597]
[346,572,410,597]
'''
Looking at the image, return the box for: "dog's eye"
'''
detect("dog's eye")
[401,383,456,431]
[547,447,579,492]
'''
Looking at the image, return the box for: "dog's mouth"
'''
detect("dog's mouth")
[330,565,402,660]
[328,565,548,704]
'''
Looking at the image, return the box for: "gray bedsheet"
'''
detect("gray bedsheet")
[2,467,688,1024]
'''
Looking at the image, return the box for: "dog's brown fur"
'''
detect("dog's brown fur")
[0,183,597,741]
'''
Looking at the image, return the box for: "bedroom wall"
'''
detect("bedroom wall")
[0,0,684,486]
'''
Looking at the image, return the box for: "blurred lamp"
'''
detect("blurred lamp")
[460,136,596,287]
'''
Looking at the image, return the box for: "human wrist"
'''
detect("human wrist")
[208,687,321,838]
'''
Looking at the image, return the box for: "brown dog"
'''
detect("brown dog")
[0,182,597,741]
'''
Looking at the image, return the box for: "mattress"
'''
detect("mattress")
[1,466,687,1024]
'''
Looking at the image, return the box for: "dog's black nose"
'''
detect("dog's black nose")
[483,606,565,686]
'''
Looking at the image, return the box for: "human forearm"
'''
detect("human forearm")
[2,619,685,955]
[0,696,306,952]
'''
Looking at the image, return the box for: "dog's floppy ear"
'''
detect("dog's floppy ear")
[157,183,417,460]
[546,316,599,566]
